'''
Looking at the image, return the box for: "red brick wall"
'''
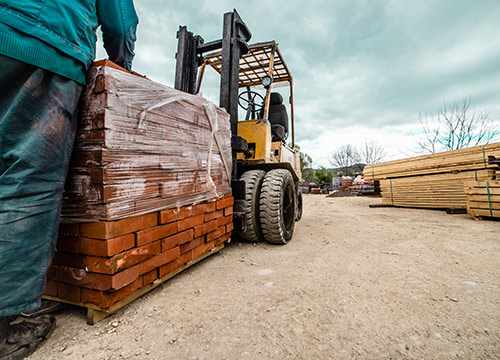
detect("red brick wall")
[46,194,233,309]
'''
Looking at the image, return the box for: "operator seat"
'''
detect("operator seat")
[265,92,289,142]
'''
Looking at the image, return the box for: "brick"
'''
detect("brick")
[215,232,231,246]
[57,282,82,302]
[138,247,180,275]
[46,265,59,280]
[192,240,215,259]
[192,202,216,215]
[86,241,161,274]
[142,269,158,286]
[224,206,233,216]
[180,236,204,254]
[206,226,226,242]
[57,233,135,257]
[52,252,86,268]
[59,265,139,291]
[58,223,80,236]
[226,222,234,233]
[136,222,178,246]
[177,214,204,231]
[81,278,142,308]
[80,213,158,239]
[204,209,223,222]
[160,206,192,224]
[158,252,191,278]
[194,219,218,238]
[217,214,233,227]
[44,279,58,296]
[216,197,234,210]
[106,234,136,256]
[161,229,194,251]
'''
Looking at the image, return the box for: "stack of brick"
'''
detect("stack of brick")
[44,61,234,313]
[45,195,233,308]
[61,60,232,221]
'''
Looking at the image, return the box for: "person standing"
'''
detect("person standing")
[0,1,138,358]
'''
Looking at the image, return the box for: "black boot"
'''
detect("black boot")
[0,315,56,360]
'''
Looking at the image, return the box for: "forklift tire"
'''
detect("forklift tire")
[259,169,296,244]
[234,170,267,242]
[295,191,303,221]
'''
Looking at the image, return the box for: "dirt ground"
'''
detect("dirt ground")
[28,195,500,359]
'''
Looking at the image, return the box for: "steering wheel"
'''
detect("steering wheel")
[238,91,265,112]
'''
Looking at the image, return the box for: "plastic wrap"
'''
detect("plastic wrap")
[61,63,232,222]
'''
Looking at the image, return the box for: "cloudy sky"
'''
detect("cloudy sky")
[97,0,500,167]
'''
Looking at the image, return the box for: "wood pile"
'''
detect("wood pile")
[364,143,500,209]
[464,180,500,218]
[44,61,234,322]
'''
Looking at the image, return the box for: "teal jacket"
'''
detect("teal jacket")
[0,0,138,84]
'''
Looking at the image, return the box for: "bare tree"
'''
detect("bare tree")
[361,141,385,164]
[329,144,361,176]
[417,97,499,154]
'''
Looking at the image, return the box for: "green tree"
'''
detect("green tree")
[314,166,333,184]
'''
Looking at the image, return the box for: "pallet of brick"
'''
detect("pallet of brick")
[379,169,495,208]
[45,195,233,324]
[364,143,500,180]
[61,60,232,221]
[44,61,234,323]
[464,180,500,218]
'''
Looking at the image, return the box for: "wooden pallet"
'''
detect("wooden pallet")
[44,243,224,325]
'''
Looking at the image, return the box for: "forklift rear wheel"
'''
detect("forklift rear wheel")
[295,191,303,221]
[259,169,296,244]
[234,170,267,242]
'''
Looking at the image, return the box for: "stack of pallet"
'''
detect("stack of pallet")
[363,143,500,209]
[464,180,500,218]
[44,61,234,323]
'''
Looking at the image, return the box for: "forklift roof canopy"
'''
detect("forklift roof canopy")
[204,41,292,88]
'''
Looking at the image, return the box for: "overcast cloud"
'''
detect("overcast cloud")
[97,0,500,167]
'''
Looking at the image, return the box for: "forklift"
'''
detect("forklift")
[174,9,302,244]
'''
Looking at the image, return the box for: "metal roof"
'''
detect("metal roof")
[203,41,292,88]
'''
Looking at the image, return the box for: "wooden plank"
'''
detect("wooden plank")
[467,201,500,210]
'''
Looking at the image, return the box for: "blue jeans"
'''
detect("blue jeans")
[0,55,83,317]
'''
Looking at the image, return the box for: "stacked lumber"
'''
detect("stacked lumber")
[45,61,234,322]
[364,143,500,180]
[364,143,500,209]
[61,60,232,222]
[464,180,500,218]
[45,196,233,311]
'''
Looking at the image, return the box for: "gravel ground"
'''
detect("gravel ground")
[28,195,500,359]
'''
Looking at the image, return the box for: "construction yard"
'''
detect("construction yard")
[28,195,499,359]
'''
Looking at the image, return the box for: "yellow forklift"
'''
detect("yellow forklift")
[174,10,302,244]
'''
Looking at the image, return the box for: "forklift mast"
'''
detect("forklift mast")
[174,9,251,190]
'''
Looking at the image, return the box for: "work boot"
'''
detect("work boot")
[0,315,56,360]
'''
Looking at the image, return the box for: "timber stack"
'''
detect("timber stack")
[464,180,500,218]
[44,61,234,323]
[363,143,500,211]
